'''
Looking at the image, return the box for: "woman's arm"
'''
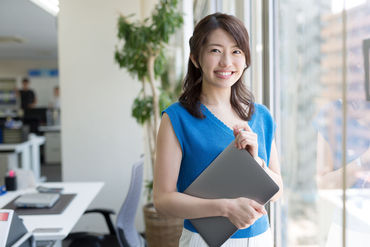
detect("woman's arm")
[153,113,228,219]
[316,132,362,189]
[153,113,266,229]
[233,124,283,201]
[264,140,283,201]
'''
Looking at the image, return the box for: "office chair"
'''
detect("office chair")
[66,158,146,247]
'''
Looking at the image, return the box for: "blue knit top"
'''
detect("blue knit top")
[162,102,276,238]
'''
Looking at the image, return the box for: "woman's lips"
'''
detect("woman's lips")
[214,71,234,79]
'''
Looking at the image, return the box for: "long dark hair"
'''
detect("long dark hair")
[179,12,254,120]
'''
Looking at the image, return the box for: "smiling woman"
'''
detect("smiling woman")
[192,29,246,90]
[179,13,254,122]
[153,12,283,247]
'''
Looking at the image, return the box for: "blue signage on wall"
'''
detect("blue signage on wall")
[28,69,58,77]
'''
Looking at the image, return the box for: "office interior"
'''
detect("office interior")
[0,0,370,246]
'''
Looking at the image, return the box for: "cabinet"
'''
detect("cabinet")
[45,131,61,164]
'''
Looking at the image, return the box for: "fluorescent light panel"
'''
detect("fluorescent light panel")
[30,0,59,16]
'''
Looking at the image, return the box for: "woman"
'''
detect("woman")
[153,13,283,246]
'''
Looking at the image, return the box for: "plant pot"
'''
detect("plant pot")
[144,203,183,247]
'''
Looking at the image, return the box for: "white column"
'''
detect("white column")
[59,0,143,233]
[29,135,45,181]
[20,142,31,171]
[182,0,193,74]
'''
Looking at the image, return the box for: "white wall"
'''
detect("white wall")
[30,77,59,107]
[0,59,58,77]
[58,0,145,232]
[0,59,59,107]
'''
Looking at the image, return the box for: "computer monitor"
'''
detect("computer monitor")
[23,107,48,133]
[24,108,47,124]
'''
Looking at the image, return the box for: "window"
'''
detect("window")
[276,0,370,246]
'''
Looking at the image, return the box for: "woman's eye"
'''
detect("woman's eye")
[211,49,221,53]
[233,50,242,54]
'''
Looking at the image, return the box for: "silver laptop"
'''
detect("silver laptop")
[14,193,60,208]
[184,140,279,247]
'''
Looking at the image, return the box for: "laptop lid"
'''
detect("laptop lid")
[14,193,60,208]
[0,209,33,247]
[184,140,279,247]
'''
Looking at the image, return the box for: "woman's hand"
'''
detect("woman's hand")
[225,197,267,229]
[233,123,258,158]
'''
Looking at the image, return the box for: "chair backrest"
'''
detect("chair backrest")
[116,158,145,247]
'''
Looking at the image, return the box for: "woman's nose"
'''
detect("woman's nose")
[219,53,232,67]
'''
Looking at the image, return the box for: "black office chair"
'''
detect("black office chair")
[65,158,146,247]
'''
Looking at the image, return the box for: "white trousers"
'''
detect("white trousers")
[178,228,273,247]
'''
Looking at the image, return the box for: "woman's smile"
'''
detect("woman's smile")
[214,70,234,79]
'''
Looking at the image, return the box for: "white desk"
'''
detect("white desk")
[0,135,45,180]
[0,182,104,241]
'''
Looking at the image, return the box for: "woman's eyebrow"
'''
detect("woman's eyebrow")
[207,43,239,48]
[207,43,223,47]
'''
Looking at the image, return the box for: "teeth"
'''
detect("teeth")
[217,72,232,76]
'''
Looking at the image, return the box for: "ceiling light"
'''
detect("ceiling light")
[30,0,59,16]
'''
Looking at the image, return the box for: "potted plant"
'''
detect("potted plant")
[114,1,183,246]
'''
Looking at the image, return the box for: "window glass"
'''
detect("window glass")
[340,2,370,246]
[278,0,370,246]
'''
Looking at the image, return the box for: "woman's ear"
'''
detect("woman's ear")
[190,54,199,69]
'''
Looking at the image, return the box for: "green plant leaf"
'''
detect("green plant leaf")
[131,96,153,125]
[115,0,184,202]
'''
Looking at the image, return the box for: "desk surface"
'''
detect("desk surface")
[0,135,45,151]
[38,125,61,132]
[0,182,104,241]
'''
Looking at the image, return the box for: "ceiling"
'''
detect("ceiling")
[0,0,58,60]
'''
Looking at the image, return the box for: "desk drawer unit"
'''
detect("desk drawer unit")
[45,132,61,164]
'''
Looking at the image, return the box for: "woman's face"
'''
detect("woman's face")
[193,28,246,89]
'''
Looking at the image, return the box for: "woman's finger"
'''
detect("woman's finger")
[235,133,258,149]
[249,200,267,215]
[233,123,249,135]
[233,123,253,136]
[240,224,251,230]
[235,132,257,145]
[233,127,245,137]
[238,138,248,149]
[241,131,257,140]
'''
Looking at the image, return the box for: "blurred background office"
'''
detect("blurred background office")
[0,0,61,184]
